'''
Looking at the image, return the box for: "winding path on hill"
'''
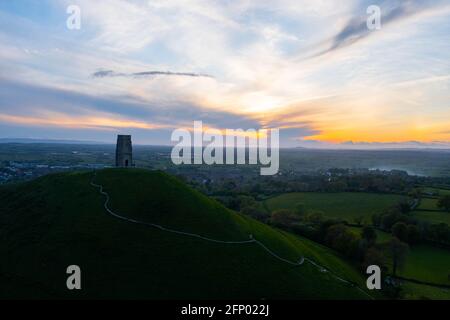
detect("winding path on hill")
[90,171,373,299]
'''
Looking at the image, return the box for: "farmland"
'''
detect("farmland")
[264,192,406,223]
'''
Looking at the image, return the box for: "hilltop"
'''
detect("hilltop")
[0,168,372,299]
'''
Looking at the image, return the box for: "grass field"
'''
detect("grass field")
[381,244,450,286]
[417,198,439,211]
[396,245,450,285]
[413,193,449,225]
[362,229,450,286]
[401,282,450,300]
[0,169,371,299]
[422,188,450,196]
[344,227,450,287]
[411,210,450,225]
[264,192,406,223]
[262,190,450,299]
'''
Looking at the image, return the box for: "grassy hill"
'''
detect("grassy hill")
[264,192,405,223]
[0,168,372,299]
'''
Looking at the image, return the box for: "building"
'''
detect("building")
[115,135,133,167]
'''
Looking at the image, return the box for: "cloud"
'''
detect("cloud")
[311,0,448,58]
[0,0,449,146]
[0,78,262,133]
[0,113,166,131]
[92,69,214,79]
[297,139,450,150]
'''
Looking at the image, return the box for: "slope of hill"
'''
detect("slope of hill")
[0,169,372,299]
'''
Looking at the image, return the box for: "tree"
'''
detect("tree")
[372,213,381,227]
[238,195,257,210]
[380,209,403,230]
[353,216,364,226]
[388,237,409,277]
[305,210,324,224]
[408,188,422,199]
[270,209,300,228]
[362,247,385,271]
[391,222,408,242]
[325,224,359,259]
[327,181,347,192]
[362,226,377,247]
[397,201,411,214]
[437,195,450,212]
[406,225,421,245]
[294,202,306,216]
[240,206,268,222]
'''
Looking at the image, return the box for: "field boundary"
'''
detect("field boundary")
[414,208,443,212]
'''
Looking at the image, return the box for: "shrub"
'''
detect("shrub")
[437,195,450,212]
[362,226,377,247]
[391,222,408,242]
[270,209,300,228]
[406,224,421,245]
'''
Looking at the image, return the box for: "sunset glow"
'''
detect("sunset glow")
[0,1,449,147]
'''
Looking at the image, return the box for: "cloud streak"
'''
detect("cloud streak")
[311,0,448,58]
[0,78,264,132]
[92,69,214,79]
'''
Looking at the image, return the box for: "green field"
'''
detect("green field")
[417,198,439,211]
[396,245,450,285]
[412,193,449,224]
[411,210,450,225]
[0,169,371,299]
[264,192,406,223]
[344,227,450,288]
[422,188,450,196]
[381,243,450,286]
[401,282,450,300]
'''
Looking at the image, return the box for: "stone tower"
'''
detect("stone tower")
[115,135,133,167]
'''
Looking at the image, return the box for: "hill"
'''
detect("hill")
[0,169,372,299]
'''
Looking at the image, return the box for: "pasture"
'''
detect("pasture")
[264,192,406,223]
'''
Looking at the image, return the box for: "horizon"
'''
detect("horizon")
[2,136,450,151]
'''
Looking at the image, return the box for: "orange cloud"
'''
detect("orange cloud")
[0,114,167,130]
[306,122,450,143]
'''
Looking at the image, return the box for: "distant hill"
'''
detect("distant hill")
[0,138,108,144]
[0,168,372,299]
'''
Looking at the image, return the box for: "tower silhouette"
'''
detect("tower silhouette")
[115,135,133,167]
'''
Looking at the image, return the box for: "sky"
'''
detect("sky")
[0,0,449,148]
